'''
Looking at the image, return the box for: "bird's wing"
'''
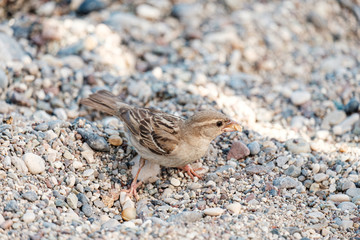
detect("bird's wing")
[119,108,183,155]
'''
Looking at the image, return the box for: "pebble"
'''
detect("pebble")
[247,141,260,155]
[73,161,83,169]
[170,178,181,187]
[108,135,123,146]
[83,169,95,177]
[136,4,162,20]
[226,202,241,215]
[66,193,78,209]
[76,0,106,15]
[276,156,289,168]
[77,129,110,152]
[313,173,328,182]
[321,110,346,129]
[101,219,121,229]
[344,99,359,115]
[167,211,203,223]
[290,91,311,105]
[23,153,45,174]
[0,214,4,225]
[327,194,350,202]
[285,138,310,154]
[22,211,36,223]
[337,202,356,211]
[245,165,267,174]
[340,220,353,229]
[81,204,93,217]
[346,188,360,198]
[333,113,359,135]
[276,176,300,189]
[227,141,250,160]
[4,200,19,212]
[122,207,136,221]
[203,208,225,216]
[0,68,8,89]
[22,191,38,202]
[284,165,301,177]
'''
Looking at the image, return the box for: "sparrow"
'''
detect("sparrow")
[80,90,242,199]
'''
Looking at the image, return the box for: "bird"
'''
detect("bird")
[80,90,242,199]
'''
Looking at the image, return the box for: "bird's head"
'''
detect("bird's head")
[185,110,242,140]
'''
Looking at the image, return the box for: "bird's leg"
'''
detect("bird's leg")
[122,158,146,201]
[178,164,203,180]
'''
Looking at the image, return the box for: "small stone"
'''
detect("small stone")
[346,188,360,198]
[285,138,310,154]
[245,165,267,174]
[77,129,110,152]
[0,68,8,89]
[108,135,123,146]
[344,99,359,115]
[11,157,28,173]
[247,141,260,155]
[167,211,203,222]
[54,108,67,120]
[312,164,320,174]
[170,178,181,187]
[276,156,289,168]
[77,0,105,15]
[22,211,36,223]
[333,113,359,135]
[226,202,241,214]
[327,194,350,202]
[55,199,67,207]
[313,173,329,183]
[290,90,311,106]
[136,4,162,20]
[227,141,250,160]
[307,211,324,219]
[66,193,78,209]
[204,208,225,216]
[276,176,300,189]
[338,202,356,211]
[340,220,353,229]
[352,196,360,205]
[321,110,346,129]
[284,165,301,178]
[81,204,93,217]
[101,219,121,229]
[1,220,13,229]
[72,161,83,169]
[188,182,202,190]
[122,207,137,221]
[0,214,4,225]
[23,153,46,174]
[22,191,38,202]
[63,150,73,160]
[83,169,94,177]
[4,200,19,212]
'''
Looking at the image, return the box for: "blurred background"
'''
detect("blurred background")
[0,0,359,143]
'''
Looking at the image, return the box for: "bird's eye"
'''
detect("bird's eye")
[216,121,223,127]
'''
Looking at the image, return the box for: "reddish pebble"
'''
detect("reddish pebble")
[227,141,250,160]
[1,220,13,229]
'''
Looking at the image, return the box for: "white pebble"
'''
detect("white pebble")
[327,194,350,202]
[204,208,225,216]
[170,178,181,187]
[23,153,45,174]
[226,202,241,214]
[290,90,311,106]
[22,211,36,223]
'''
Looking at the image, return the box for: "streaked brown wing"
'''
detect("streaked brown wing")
[120,108,182,155]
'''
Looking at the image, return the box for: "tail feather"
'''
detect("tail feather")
[80,90,127,116]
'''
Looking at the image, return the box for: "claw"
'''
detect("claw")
[178,164,203,180]
[121,180,143,201]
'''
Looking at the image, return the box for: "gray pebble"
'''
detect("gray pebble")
[344,99,359,115]
[346,188,360,198]
[0,68,8,89]
[284,165,301,178]
[77,128,110,152]
[22,191,38,202]
[247,141,260,155]
[167,211,203,223]
[81,204,93,217]
[4,200,19,212]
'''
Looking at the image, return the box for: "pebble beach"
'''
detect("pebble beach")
[0,0,359,239]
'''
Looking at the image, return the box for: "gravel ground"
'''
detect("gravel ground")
[0,0,360,239]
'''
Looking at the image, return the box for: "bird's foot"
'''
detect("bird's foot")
[178,164,203,180]
[121,180,143,201]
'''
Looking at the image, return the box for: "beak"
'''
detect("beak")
[222,120,242,132]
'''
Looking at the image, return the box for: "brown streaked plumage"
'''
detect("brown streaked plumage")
[80,90,242,199]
